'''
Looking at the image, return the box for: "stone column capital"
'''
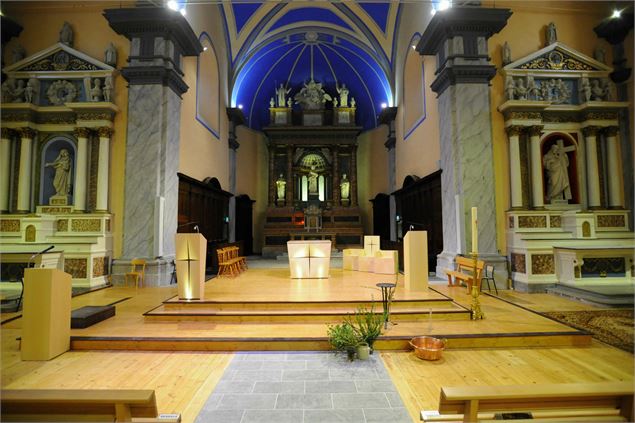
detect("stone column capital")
[1,128,15,139]
[74,127,91,139]
[528,125,544,137]
[604,126,620,137]
[97,127,114,138]
[17,127,37,139]
[582,126,601,137]
[505,125,524,137]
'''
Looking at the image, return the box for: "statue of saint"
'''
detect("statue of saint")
[59,22,74,46]
[25,79,37,103]
[340,173,350,200]
[12,80,25,103]
[579,77,591,102]
[336,83,349,107]
[505,76,515,100]
[590,79,605,101]
[307,164,319,193]
[46,149,72,197]
[546,22,557,46]
[542,143,571,201]
[294,79,331,110]
[104,42,117,66]
[276,83,290,107]
[514,78,527,100]
[276,174,286,201]
[270,97,275,108]
[350,97,356,108]
[502,41,511,65]
[103,76,113,102]
[90,79,102,101]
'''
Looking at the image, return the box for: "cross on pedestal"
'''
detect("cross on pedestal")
[367,238,379,255]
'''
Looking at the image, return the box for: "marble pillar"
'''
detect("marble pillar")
[73,127,90,212]
[96,127,113,212]
[0,129,12,212]
[506,126,524,209]
[17,128,36,213]
[605,126,623,208]
[583,126,601,209]
[528,126,544,209]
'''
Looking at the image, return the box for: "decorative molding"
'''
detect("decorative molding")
[17,127,37,139]
[549,215,562,228]
[0,219,20,232]
[25,225,35,242]
[429,65,497,95]
[597,214,626,227]
[120,66,190,97]
[1,128,14,138]
[531,253,554,274]
[518,50,594,71]
[582,125,601,137]
[71,218,101,232]
[97,127,114,138]
[93,256,106,277]
[508,216,514,228]
[604,126,620,137]
[584,112,618,121]
[506,111,542,121]
[528,125,544,136]
[511,252,526,273]
[77,111,113,121]
[518,215,547,228]
[2,111,33,122]
[74,127,91,138]
[40,206,73,213]
[505,125,524,137]
[22,50,100,72]
[57,219,68,232]
[65,258,87,278]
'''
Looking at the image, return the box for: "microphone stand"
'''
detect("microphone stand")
[29,245,55,268]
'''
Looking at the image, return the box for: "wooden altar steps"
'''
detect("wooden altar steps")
[143,296,471,323]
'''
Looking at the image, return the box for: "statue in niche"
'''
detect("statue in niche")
[590,79,605,101]
[12,80,25,103]
[294,79,331,110]
[540,79,552,101]
[103,76,113,102]
[104,42,117,66]
[514,78,527,100]
[12,44,26,64]
[90,78,102,101]
[505,76,515,100]
[46,149,72,197]
[276,83,290,107]
[350,97,356,108]
[502,41,511,65]
[546,22,557,46]
[593,46,606,64]
[579,77,591,102]
[552,79,570,104]
[25,78,38,103]
[276,174,286,201]
[269,97,275,108]
[307,164,319,194]
[543,143,571,202]
[526,76,540,100]
[336,83,349,107]
[59,22,74,47]
[340,173,350,200]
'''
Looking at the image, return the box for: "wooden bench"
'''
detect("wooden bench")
[1,389,180,422]
[421,382,634,423]
[444,256,484,293]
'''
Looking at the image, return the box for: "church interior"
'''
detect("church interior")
[0,1,634,422]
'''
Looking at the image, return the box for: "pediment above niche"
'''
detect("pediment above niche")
[503,42,611,75]
[4,43,115,75]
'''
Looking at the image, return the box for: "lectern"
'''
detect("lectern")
[404,230,428,291]
[175,233,207,299]
[21,268,72,361]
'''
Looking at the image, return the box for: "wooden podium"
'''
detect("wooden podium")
[175,233,207,300]
[404,231,428,291]
[21,268,72,361]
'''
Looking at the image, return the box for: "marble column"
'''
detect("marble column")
[350,145,358,206]
[16,128,36,213]
[0,128,13,212]
[286,145,293,206]
[379,107,398,240]
[105,7,202,285]
[528,126,544,209]
[604,126,623,208]
[96,127,113,212]
[268,146,275,205]
[583,126,602,209]
[73,127,90,212]
[332,147,340,205]
[506,126,524,209]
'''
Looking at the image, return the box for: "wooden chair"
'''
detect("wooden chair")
[444,256,484,293]
[217,248,239,277]
[481,265,498,294]
[124,259,146,288]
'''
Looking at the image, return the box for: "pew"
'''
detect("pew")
[421,382,634,423]
[444,256,484,293]
[1,389,180,422]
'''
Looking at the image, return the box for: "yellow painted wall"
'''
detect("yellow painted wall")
[235,125,267,253]
[487,1,632,252]
[357,125,389,234]
[3,1,130,258]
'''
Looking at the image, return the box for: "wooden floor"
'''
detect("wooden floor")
[2,266,633,422]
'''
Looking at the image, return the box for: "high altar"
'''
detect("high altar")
[262,78,364,257]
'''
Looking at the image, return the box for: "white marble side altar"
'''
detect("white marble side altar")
[287,240,331,279]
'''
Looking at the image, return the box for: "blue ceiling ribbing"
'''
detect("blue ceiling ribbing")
[358,2,391,33]
[267,8,354,33]
[231,3,263,34]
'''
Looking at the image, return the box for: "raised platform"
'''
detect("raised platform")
[547,283,635,306]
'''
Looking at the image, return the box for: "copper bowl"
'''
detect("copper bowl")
[409,336,446,361]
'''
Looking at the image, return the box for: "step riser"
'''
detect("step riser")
[161,300,454,312]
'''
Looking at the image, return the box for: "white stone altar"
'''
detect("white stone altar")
[287,240,331,279]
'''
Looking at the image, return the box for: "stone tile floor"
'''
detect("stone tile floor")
[195,352,412,423]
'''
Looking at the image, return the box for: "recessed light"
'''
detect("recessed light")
[167,1,179,11]
[611,9,621,18]
[203,46,208,51]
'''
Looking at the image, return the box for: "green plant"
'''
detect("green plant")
[346,304,383,352]
[327,322,361,360]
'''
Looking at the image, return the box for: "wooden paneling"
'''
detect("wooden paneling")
[371,193,390,241]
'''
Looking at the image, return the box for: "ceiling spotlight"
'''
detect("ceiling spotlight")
[438,0,451,12]
[381,103,387,109]
[411,45,416,50]
[611,9,621,18]
[203,46,208,51]
[238,104,243,109]
[430,8,436,16]
[180,8,186,16]
[167,1,179,11]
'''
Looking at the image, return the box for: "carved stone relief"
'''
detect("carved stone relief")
[531,254,554,274]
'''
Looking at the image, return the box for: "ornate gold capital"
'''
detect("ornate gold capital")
[17,127,37,139]
[74,127,91,138]
[1,128,14,139]
[97,127,114,138]
[582,126,600,137]
[528,125,543,137]
[505,126,524,137]
[604,126,619,137]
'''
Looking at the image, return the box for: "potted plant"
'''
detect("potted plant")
[346,304,383,353]
[327,322,361,361]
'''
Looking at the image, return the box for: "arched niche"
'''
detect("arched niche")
[540,133,580,205]
[196,32,220,139]
[403,33,426,140]
[296,151,331,202]
[39,135,76,206]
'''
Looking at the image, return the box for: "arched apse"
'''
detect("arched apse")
[196,32,221,139]
[403,33,426,140]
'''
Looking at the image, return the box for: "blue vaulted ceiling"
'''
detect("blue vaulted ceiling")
[221,2,401,131]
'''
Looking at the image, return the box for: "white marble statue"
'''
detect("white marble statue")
[543,143,571,201]
[287,98,293,108]
[540,79,551,101]
[502,41,511,65]
[546,22,557,46]
[276,174,286,201]
[526,76,540,100]
[59,22,74,47]
[514,78,527,100]
[505,76,515,100]
[590,79,605,101]
[12,44,26,64]
[25,78,38,103]
[103,76,113,102]
[336,83,349,107]
[579,77,591,102]
[90,78,102,101]
[552,79,570,103]
[1,78,16,103]
[104,42,117,66]
[276,83,290,107]
[601,78,612,101]
[340,173,350,200]
[46,149,72,197]
[308,164,319,193]
[270,97,275,108]
[333,98,338,108]
[350,97,356,108]
[294,79,331,110]
[12,80,25,103]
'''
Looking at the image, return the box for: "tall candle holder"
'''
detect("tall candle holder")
[470,251,484,320]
